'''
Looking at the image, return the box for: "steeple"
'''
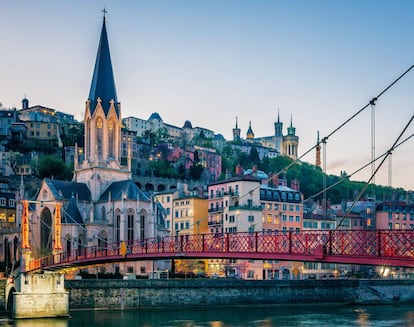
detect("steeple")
[287,114,296,135]
[75,11,129,194]
[232,116,241,141]
[274,108,283,137]
[88,13,119,118]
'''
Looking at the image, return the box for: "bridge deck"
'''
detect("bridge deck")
[25,230,414,272]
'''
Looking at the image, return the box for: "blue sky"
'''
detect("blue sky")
[1,1,413,191]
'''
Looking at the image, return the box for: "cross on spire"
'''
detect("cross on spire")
[102,7,107,20]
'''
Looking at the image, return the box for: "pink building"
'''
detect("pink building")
[376,201,414,230]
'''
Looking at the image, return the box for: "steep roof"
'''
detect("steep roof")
[100,180,150,202]
[62,195,84,224]
[45,178,91,201]
[88,17,119,117]
[148,112,163,121]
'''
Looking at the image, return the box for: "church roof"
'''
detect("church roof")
[45,178,91,201]
[62,195,84,224]
[148,112,163,121]
[88,17,119,117]
[183,120,192,129]
[100,180,150,202]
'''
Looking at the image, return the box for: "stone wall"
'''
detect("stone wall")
[65,279,414,310]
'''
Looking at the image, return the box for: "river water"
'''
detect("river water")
[1,304,413,326]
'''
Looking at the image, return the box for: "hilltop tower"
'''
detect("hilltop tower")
[282,115,299,159]
[73,14,130,200]
[232,116,241,141]
[246,121,255,140]
[274,109,284,153]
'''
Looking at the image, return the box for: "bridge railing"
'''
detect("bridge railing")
[25,229,414,272]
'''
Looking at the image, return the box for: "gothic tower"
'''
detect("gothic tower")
[73,14,130,200]
[282,115,299,159]
[232,116,241,141]
[274,109,283,154]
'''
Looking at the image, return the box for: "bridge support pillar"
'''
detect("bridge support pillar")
[9,272,69,319]
[21,249,31,272]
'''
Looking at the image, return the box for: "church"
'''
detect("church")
[29,14,167,277]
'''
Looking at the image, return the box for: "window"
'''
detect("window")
[248,215,254,222]
[127,211,134,242]
[115,210,121,243]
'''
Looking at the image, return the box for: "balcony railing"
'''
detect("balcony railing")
[229,205,263,211]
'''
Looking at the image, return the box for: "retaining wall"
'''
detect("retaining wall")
[65,279,414,310]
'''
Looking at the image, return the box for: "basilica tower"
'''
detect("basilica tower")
[73,14,130,200]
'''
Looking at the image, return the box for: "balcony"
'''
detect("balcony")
[208,207,224,213]
[208,219,223,226]
[228,205,263,212]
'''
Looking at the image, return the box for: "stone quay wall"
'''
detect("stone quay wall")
[65,279,414,311]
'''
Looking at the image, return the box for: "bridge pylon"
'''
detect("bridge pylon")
[6,272,69,319]
[5,200,69,318]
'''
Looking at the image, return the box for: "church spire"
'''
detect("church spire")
[88,12,119,117]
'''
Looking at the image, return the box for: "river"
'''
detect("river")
[0,304,413,326]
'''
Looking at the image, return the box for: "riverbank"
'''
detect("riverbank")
[65,278,414,311]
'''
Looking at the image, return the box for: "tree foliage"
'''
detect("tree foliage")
[38,155,72,180]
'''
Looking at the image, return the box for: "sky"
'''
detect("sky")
[1,0,413,191]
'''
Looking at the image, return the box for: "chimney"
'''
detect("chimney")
[235,164,243,176]
[291,179,300,191]
[271,173,279,187]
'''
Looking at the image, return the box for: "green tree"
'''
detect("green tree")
[38,155,72,180]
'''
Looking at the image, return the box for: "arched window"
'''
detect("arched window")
[108,119,115,158]
[96,117,103,159]
[140,210,146,241]
[98,230,108,249]
[115,209,121,243]
[40,208,53,253]
[127,209,134,243]
[65,234,72,258]
[78,233,84,256]
[86,118,91,159]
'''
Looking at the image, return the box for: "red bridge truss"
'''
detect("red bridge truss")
[24,230,414,273]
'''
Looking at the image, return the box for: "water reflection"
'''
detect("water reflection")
[0,317,68,327]
[0,304,413,327]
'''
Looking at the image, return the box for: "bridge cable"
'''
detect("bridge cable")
[302,132,414,204]
[323,114,414,248]
[227,65,414,211]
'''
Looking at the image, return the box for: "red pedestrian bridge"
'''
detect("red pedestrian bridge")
[24,230,414,273]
